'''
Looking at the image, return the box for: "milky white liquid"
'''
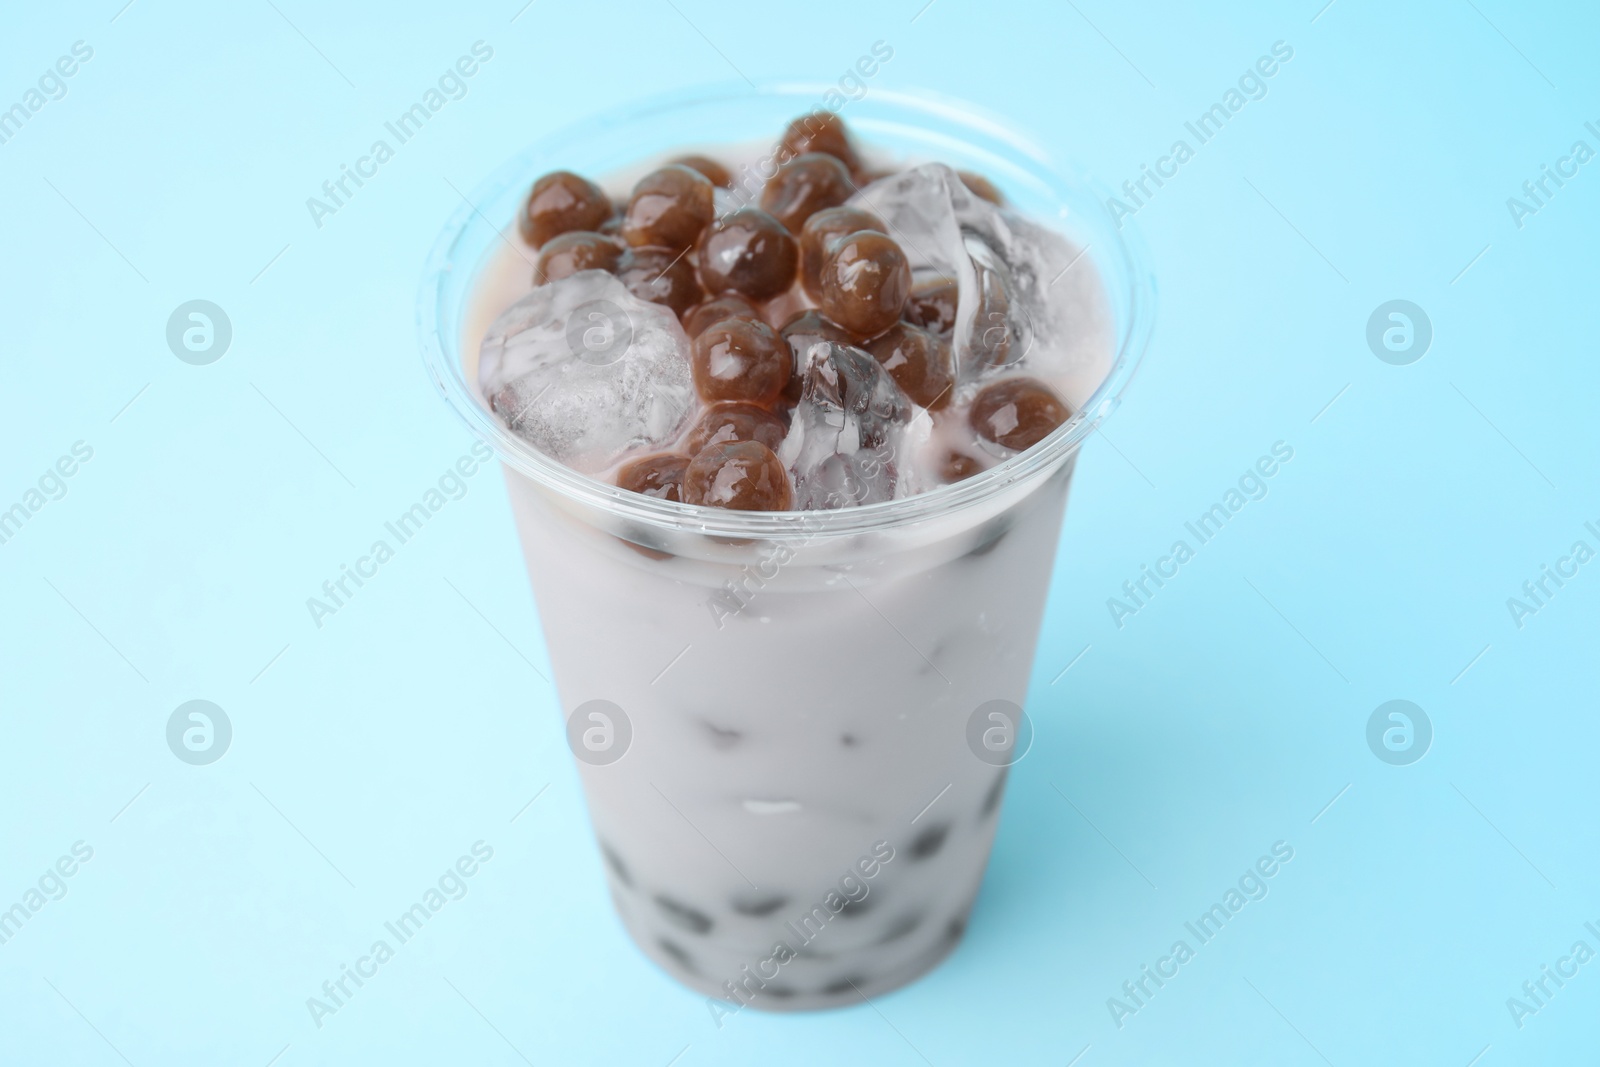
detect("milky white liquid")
[460,159,1113,1009]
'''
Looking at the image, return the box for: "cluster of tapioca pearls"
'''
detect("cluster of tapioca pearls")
[515,112,1071,512]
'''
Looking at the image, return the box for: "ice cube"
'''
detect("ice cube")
[778,340,927,508]
[478,271,695,474]
[849,164,1112,402]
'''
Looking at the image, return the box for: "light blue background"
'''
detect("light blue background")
[3,1,1597,1064]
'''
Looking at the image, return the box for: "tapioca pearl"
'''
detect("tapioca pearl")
[697,208,798,300]
[697,718,742,750]
[969,377,1071,452]
[616,525,674,561]
[616,453,689,502]
[945,914,967,941]
[798,206,886,300]
[683,293,759,338]
[683,441,793,512]
[532,230,623,286]
[657,938,698,973]
[867,323,954,410]
[967,515,1013,558]
[779,308,861,407]
[729,890,790,917]
[599,842,633,887]
[876,912,923,944]
[691,318,791,407]
[684,402,788,455]
[778,111,862,174]
[838,892,877,918]
[839,733,859,747]
[980,771,1007,819]
[941,450,983,484]
[671,154,734,188]
[616,247,705,317]
[904,276,958,335]
[761,153,855,234]
[819,975,868,996]
[819,231,912,339]
[519,170,611,247]
[764,985,798,999]
[623,164,716,253]
[653,894,714,935]
[909,822,951,861]
[959,170,1005,205]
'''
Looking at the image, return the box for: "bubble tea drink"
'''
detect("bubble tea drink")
[430,102,1150,1012]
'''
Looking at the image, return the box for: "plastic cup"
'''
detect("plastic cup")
[419,85,1154,1012]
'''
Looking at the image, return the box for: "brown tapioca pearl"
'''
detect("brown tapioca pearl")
[941,451,983,483]
[798,206,886,300]
[684,402,788,454]
[683,441,793,511]
[697,209,797,301]
[959,170,1005,205]
[532,231,623,285]
[969,377,1071,452]
[623,164,715,252]
[682,294,759,338]
[519,171,612,248]
[761,153,855,235]
[908,821,951,860]
[778,112,861,174]
[867,323,954,410]
[615,453,689,501]
[905,276,959,335]
[819,231,912,338]
[616,248,704,317]
[670,154,734,189]
[779,308,861,347]
[691,317,791,406]
[653,894,714,935]
[779,309,860,406]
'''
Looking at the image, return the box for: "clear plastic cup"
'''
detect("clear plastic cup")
[418,84,1154,1012]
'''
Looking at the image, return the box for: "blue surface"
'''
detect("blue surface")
[2,1,1597,1064]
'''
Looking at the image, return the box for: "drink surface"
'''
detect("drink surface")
[466,120,1115,515]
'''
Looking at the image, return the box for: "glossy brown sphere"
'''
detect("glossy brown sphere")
[868,323,955,410]
[684,402,788,454]
[760,153,855,235]
[683,294,759,338]
[683,441,793,511]
[697,209,798,300]
[533,231,623,285]
[778,112,861,173]
[779,309,861,407]
[671,154,733,188]
[519,171,611,248]
[969,377,1071,452]
[691,318,792,407]
[818,231,911,338]
[616,453,689,501]
[798,206,886,300]
[622,164,715,252]
[904,276,959,334]
[941,451,983,483]
[959,170,1005,205]
[616,248,704,317]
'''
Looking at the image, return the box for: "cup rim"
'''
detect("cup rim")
[416,81,1157,539]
